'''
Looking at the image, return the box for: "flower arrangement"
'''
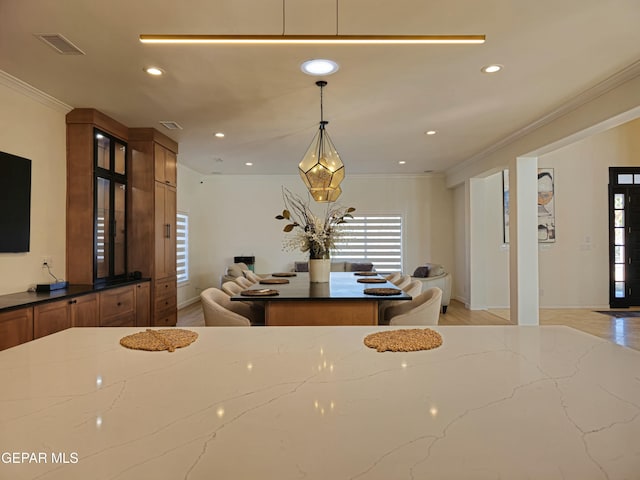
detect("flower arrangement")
[275,187,355,259]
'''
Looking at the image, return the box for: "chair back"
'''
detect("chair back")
[403,280,423,297]
[243,270,261,283]
[200,288,251,326]
[221,281,243,296]
[235,276,254,289]
[388,287,443,326]
[394,274,412,290]
[385,272,401,283]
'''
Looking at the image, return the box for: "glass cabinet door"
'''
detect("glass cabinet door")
[94,129,127,282]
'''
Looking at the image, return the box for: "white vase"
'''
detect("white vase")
[309,258,331,283]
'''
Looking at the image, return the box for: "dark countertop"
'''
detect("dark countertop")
[231,272,412,302]
[0,278,151,312]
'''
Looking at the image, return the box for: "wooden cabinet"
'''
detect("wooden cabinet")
[66,109,130,285]
[154,143,177,187]
[71,293,99,327]
[129,128,179,326]
[34,293,100,339]
[135,282,151,327]
[0,307,33,351]
[100,285,135,327]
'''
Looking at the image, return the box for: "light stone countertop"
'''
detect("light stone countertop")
[0,325,639,479]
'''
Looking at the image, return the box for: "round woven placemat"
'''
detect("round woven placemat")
[241,288,279,296]
[120,329,198,353]
[357,277,386,284]
[364,328,443,352]
[363,287,403,296]
[260,278,290,284]
[271,272,297,277]
[353,272,379,276]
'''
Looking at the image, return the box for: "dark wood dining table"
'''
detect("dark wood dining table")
[230,271,412,326]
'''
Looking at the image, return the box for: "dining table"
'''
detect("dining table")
[230,271,411,326]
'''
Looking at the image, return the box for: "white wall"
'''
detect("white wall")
[0,76,69,295]
[177,173,454,305]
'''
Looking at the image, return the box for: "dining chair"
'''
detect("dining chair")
[379,279,423,324]
[385,272,401,283]
[243,270,263,283]
[385,287,443,326]
[393,274,412,290]
[200,287,251,326]
[235,276,255,289]
[222,281,265,324]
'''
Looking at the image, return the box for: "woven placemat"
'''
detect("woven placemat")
[241,288,279,296]
[120,329,198,353]
[357,277,386,284]
[260,278,290,284]
[363,287,403,296]
[271,272,297,277]
[364,328,443,352]
[354,272,379,276]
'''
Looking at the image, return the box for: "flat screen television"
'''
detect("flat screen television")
[0,151,32,252]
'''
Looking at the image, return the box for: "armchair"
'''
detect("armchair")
[411,263,452,313]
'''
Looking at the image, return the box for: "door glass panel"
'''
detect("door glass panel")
[614,210,625,227]
[634,174,640,184]
[114,141,126,175]
[615,246,624,263]
[96,134,110,170]
[614,193,625,209]
[96,177,110,279]
[618,174,633,184]
[615,228,625,245]
[615,282,625,298]
[615,264,624,282]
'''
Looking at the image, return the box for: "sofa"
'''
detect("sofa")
[411,263,452,313]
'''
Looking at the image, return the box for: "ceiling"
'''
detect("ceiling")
[1,0,639,177]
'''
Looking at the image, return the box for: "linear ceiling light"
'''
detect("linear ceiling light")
[139,34,485,45]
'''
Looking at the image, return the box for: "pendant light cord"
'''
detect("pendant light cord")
[320,84,324,123]
[282,0,286,35]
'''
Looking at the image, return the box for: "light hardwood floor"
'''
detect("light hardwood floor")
[178,299,640,351]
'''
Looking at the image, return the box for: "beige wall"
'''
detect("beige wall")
[0,78,69,295]
[177,172,454,306]
[458,117,640,308]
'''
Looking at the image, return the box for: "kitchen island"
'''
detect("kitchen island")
[0,325,639,479]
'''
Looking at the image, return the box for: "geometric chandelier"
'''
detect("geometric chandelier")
[298,80,344,203]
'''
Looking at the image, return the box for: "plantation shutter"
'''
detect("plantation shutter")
[176,212,189,284]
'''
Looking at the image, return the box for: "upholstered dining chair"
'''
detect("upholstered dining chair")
[385,287,443,326]
[235,276,255,289]
[385,272,401,284]
[222,281,265,324]
[378,279,423,324]
[200,287,252,326]
[243,270,264,283]
[393,274,412,290]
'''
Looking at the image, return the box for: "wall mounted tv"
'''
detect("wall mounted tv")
[0,151,32,253]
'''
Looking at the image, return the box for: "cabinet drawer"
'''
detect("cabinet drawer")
[155,294,177,314]
[154,311,177,327]
[155,278,176,299]
[100,286,135,325]
[101,312,136,327]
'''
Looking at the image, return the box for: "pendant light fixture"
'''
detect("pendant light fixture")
[299,81,344,203]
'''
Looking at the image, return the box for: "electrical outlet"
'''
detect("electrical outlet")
[41,256,52,268]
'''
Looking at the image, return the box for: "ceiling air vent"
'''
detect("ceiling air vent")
[35,34,85,55]
[159,121,183,130]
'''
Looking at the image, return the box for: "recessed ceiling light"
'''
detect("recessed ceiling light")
[144,66,164,76]
[425,130,437,135]
[214,132,225,138]
[301,59,339,76]
[398,161,406,165]
[245,162,253,166]
[481,64,502,74]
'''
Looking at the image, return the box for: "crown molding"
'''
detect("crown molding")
[447,59,640,177]
[0,70,72,113]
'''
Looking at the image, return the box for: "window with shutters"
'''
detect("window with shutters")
[333,215,403,273]
[176,212,189,284]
